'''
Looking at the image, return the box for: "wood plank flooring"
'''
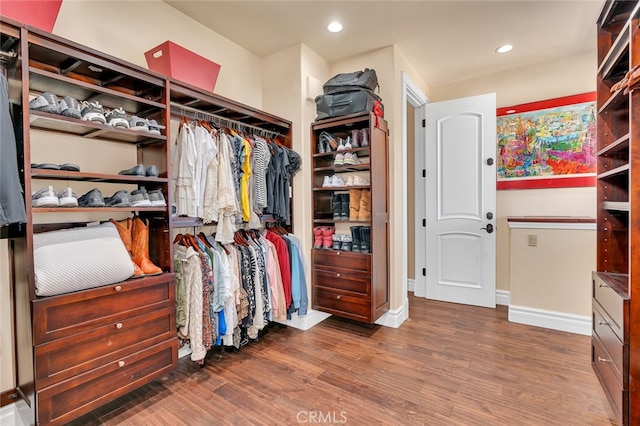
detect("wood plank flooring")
[69,295,615,425]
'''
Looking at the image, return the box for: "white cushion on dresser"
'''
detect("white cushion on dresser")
[34,222,134,296]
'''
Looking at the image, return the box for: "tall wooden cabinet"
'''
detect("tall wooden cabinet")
[593,1,640,425]
[310,112,389,323]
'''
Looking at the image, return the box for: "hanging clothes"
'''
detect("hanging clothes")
[0,73,26,226]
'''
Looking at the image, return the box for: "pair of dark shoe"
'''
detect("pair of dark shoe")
[31,163,80,172]
[350,226,371,253]
[332,193,349,221]
[118,164,159,177]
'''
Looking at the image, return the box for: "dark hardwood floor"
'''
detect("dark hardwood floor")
[70,294,615,425]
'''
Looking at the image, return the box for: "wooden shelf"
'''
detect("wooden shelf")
[29,67,165,114]
[603,201,630,211]
[32,206,167,213]
[313,218,372,224]
[599,87,628,114]
[312,147,371,158]
[598,133,630,156]
[29,110,166,145]
[598,21,631,80]
[314,164,370,173]
[598,163,630,179]
[598,0,638,28]
[30,169,168,184]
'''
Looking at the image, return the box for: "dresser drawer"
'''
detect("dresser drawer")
[592,302,627,387]
[35,307,175,390]
[592,335,627,426]
[33,274,175,344]
[314,288,371,322]
[314,269,370,295]
[592,272,628,343]
[37,338,178,426]
[313,250,370,274]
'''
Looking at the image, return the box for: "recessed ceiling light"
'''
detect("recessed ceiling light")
[327,22,343,33]
[495,44,513,54]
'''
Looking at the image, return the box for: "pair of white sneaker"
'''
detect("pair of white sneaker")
[322,175,345,187]
[345,175,369,186]
[335,152,361,166]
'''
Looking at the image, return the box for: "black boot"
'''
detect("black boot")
[350,226,361,252]
[340,193,349,221]
[332,193,341,221]
[360,226,371,253]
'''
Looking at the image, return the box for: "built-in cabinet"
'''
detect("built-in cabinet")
[1,17,292,425]
[310,112,389,323]
[593,1,640,425]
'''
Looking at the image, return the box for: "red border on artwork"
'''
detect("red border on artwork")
[496,92,596,190]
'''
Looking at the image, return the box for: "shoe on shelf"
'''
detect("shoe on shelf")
[31,163,60,170]
[351,129,361,148]
[78,188,105,207]
[148,189,166,207]
[320,131,338,151]
[80,101,106,124]
[58,96,82,119]
[352,175,369,186]
[131,187,151,207]
[343,136,352,150]
[322,176,332,187]
[345,175,355,186]
[129,116,148,131]
[337,138,346,151]
[59,163,81,172]
[321,226,335,249]
[313,226,323,249]
[56,187,79,207]
[332,234,342,250]
[147,119,165,135]
[331,175,345,187]
[118,164,146,176]
[105,189,132,207]
[340,233,353,251]
[32,186,59,207]
[343,152,362,166]
[145,165,159,177]
[29,92,60,114]
[334,153,345,166]
[105,107,130,128]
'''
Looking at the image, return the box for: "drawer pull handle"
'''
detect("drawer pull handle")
[337,273,341,277]
[598,283,609,288]
[115,323,123,329]
[598,321,608,326]
[336,295,342,300]
[114,285,122,292]
[336,252,341,255]
[598,357,611,363]
[118,360,125,367]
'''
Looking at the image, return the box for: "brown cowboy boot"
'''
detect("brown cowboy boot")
[131,217,162,276]
[109,218,144,278]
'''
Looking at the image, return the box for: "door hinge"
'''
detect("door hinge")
[422,219,426,227]
[422,119,426,127]
[422,268,426,276]
[422,169,426,178]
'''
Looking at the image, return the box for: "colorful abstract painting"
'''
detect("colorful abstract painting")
[496,93,597,190]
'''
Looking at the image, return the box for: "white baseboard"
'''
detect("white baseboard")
[496,290,510,306]
[375,297,409,328]
[0,403,27,426]
[274,309,331,330]
[178,344,192,359]
[508,304,591,336]
[407,279,415,292]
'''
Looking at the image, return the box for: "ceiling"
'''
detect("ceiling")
[164,0,603,87]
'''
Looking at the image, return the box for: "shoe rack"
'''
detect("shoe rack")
[6,19,177,425]
[310,111,389,323]
[593,1,640,425]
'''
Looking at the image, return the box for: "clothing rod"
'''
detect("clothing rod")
[0,50,17,62]
[169,102,284,138]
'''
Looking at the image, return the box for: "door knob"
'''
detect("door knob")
[481,224,494,233]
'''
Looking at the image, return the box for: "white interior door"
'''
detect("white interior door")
[422,93,496,308]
